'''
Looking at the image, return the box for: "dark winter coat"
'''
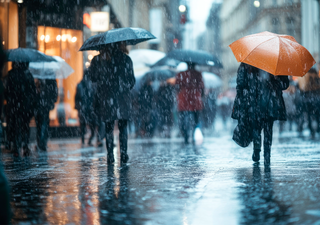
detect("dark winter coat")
[231,63,289,121]
[6,68,37,117]
[175,69,204,111]
[90,50,135,122]
[36,79,58,114]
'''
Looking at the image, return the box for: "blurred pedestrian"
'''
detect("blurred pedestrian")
[90,42,135,163]
[0,37,11,224]
[6,62,37,156]
[280,78,297,133]
[138,80,154,137]
[75,70,97,146]
[156,82,174,138]
[35,79,58,151]
[297,68,320,138]
[202,88,218,130]
[175,62,204,144]
[232,63,289,166]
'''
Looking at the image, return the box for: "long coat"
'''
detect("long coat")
[231,63,289,121]
[6,68,37,117]
[175,69,204,112]
[90,50,135,122]
[37,79,58,114]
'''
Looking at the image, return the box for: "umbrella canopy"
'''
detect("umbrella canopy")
[134,69,176,91]
[6,48,57,62]
[159,49,223,68]
[29,56,74,79]
[151,57,181,68]
[79,27,156,51]
[129,49,165,67]
[229,31,316,77]
[202,72,222,89]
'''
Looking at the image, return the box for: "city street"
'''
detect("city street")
[2,125,320,225]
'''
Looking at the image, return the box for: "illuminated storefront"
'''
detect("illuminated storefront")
[0,1,19,71]
[37,26,83,126]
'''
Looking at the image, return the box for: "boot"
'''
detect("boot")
[120,151,129,163]
[264,148,271,166]
[252,149,260,162]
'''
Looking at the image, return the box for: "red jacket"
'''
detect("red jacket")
[175,69,204,111]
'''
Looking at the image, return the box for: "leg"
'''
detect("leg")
[179,111,189,144]
[192,111,200,143]
[105,121,115,163]
[88,123,95,146]
[118,120,129,163]
[79,113,86,144]
[263,120,274,166]
[39,112,50,150]
[252,119,262,162]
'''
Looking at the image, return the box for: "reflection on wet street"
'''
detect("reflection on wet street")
[2,132,320,224]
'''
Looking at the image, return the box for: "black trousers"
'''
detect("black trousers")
[253,119,273,152]
[79,112,95,144]
[35,110,50,150]
[105,120,128,154]
[179,111,200,142]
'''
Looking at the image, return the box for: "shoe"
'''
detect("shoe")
[23,147,31,157]
[107,152,115,163]
[264,151,270,167]
[97,141,103,147]
[252,149,260,162]
[121,152,129,163]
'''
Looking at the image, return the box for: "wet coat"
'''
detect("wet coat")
[175,69,204,112]
[231,63,289,122]
[36,79,58,114]
[90,50,135,122]
[6,68,37,116]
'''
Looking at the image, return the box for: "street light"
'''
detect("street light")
[254,0,260,7]
[179,5,186,13]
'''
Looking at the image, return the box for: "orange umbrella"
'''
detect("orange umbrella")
[229,31,316,77]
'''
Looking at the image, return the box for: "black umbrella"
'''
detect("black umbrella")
[151,57,181,68]
[155,49,223,68]
[6,48,57,62]
[79,27,156,51]
[135,69,176,91]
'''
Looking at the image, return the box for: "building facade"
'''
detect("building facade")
[221,0,301,87]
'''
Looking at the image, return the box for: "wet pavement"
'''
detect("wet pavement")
[1,126,320,225]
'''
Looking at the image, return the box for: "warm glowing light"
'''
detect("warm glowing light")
[85,62,90,68]
[2,41,4,45]
[71,36,77,42]
[88,55,93,61]
[40,35,45,41]
[17,0,23,3]
[179,5,186,12]
[254,0,260,7]
[45,35,50,43]
[61,35,67,42]
[56,35,61,41]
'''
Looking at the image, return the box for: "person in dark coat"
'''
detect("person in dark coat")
[35,79,58,151]
[232,63,289,166]
[90,42,135,163]
[156,82,174,138]
[75,70,97,145]
[175,63,204,144]
[138,80,154,137]
[297,68,320,138]
[6,62,37,156]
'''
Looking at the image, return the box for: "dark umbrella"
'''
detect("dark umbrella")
[6,48,57,62]
[135,69,176,91]
[154,49,223,68]
[79,27,156,51]
[151,57,181,68]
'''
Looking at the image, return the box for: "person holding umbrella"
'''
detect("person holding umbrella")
[6,62,37,156]
[80,27,155,163]
[175,62,205,144]
[35,79,58,151]
[230,31,316,166]
[89,42,135,163]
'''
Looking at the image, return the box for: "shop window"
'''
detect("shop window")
[38,26,83,126]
